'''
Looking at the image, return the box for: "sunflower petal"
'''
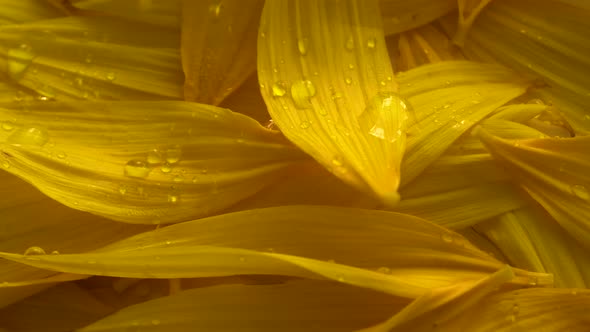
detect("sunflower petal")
[182,0,263,105]
[0,101,305,224]
[476,205,590,288]
[75,0,182,28]
[0,0,62,25]
[78,280,408,332]
[478,128,590,249]
[257,0,405,206]
[397,61,529,185]
[0,206,549,298]
[0,15,183,100]
[380,0,456,36]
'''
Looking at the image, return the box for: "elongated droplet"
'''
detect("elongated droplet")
[367,38,376,49]
[24,246,46,256]
[7,126,49,147]
[124,160,151,178]
[297,38,308,55]
[571,184,590,201]
[8,44,35,80]
[291,80,316,109]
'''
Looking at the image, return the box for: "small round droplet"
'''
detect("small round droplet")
[1,122,14,131]
[345,77,352,85]
[165,146,182,164]
[147,149,163,164]
[124,160,151,178]
[56,151,67,159]
[571,184,590,201]
[291,80,316,109]
[118,185,127,195]
[24,246,46,256]
[441,234,453,243]
[300,121,310,129]
[367,38,376,49]
[161,162,173,174]
[345,36,354,51]
[106,72,116,81]
[167,193,179,204]
[271,82,287,97]
[297,38,308,55]
[318,107,328,116]
[51,250,60,255]
[7,126,50,147]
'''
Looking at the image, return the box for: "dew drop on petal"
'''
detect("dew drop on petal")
[291,80,316,109]
[124,160,151,178]
[271,82,287,97]
[24,246,46,256]
[367,38,376,49]
[161,162,173,174]
[571,184,590,201]
[7,126,49,147]
[7,44,35,80]
[167,193,179,204]
[345,36,354,51]
[441,234,453,243]
[147,149,164,164]
[297,38,308,55]
[165,146,182,164]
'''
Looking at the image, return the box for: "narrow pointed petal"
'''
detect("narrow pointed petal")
[359,265,516,331]
[0,16,183,100]
[380,0,456,36]
[397,61,529,185]
[0,206,549,298]
[258,0,406,206]
[182,0,263,105]
[478,128,590,249]
[477,206,590,288]
[0,101,305,224]
[78,280,408,332]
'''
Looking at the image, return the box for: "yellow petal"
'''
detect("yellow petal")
[182,0,263,105]
[358,265,516,331]
[397,61,529,185]
[0,206,549,298]
[0,15,183,100]
[476,205,590,288]
[0,0,62,25]
[380,0,456,36]
[219,74,272,124]
[478,128,590,249]
[0,101,305,224]
[257,0,406,206]
[75,0,182,28]
[78,279,408,332]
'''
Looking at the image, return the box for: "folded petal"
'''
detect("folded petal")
[478,127,590,249]
[0,206,549,298]
[0,15,183,100]
[182,0,263,104]
[258,0,406,206]
[0,101,305,224]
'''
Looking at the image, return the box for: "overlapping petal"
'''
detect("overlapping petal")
[0,101,305,224]
[258,0,406,205]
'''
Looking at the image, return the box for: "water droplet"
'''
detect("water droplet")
[1,122,14,131]
[118,185,127,195]
[345,77,352,85]
[106,72,116,81]
[7,44,35,80]
[291,80,316,109]
[271,82,287,97]
[209,2,222,18]
[300,121,310,129]
[367,38,376,49]
[56,151,67,159]
[160,162,172,173]
[528,277,538,286]
[348,63,355,70]
[377,267,391,274]
[146,149,163,164]
[345,36,354,51]
[167,193,179,204]
[358,92,410,143]
[571,184,590,201]
[318,107,328,116]
[512,304,520,314]
[24,246,46,256]
[2,160,10,169]
[7,126,49,147]
[173,174,184,183]
[165,146,182,164]
[151,319,161,326]
[84,54,93,64]
[124,160,151,178]
[297,38,308,55]
[74,77,84,87]
[332,158,343,167]
[441,234,453,243]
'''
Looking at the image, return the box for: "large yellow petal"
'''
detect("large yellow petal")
[0,206,549,298]
[0,101,305,224]
[77,279,408,332]
[182,0,263,105]
[258,0,406,206]
[0,15,183,100]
